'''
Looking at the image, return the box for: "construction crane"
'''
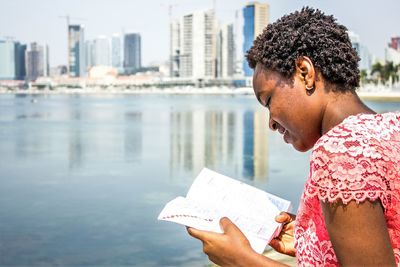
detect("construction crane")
[161,3,179,22]
[58,15,86,28]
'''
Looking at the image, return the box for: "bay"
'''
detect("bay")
[0,94,398,266]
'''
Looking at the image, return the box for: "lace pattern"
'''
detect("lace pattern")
[295,112,400,266]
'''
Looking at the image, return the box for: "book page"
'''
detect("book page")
[158,168,291,253]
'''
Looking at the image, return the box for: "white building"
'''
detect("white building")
[111,33,122,69]
[385,47,400,65]
[217,23,235,78]
[171,10,217,79]
[94,36,111,67]
[85,40,94,70]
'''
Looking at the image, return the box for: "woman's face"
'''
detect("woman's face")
[252,64,323,152]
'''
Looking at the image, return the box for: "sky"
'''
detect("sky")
[1,0,399,67]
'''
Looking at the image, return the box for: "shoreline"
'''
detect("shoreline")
[1,88,400,102]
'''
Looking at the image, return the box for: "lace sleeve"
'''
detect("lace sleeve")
[306,124,393,209]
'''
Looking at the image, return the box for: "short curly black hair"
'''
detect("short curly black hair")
[246,7,360,91]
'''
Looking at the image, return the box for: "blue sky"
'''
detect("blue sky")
[1,0,399,67]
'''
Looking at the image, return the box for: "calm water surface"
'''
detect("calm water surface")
[0,94,398,266]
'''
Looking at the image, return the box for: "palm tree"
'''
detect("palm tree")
[371,62,384,85]
[370,61,400,85]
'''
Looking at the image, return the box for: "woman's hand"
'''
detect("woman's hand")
[269,212,296,257]
[187,217,256,267]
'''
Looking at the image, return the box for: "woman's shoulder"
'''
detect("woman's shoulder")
[306,112,400,206]
[314,111,400,153]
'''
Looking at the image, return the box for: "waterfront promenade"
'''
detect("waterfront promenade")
[1,87,400,102]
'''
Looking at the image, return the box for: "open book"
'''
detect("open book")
[158,168,291,254]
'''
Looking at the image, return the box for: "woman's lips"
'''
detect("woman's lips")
[276,124,290,144]
[283,130,290,143]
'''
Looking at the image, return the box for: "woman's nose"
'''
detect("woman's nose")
[269,117,278,131]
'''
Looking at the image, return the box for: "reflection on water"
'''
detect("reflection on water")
[170,109,269,181]
[124,112,143,163]
[0,94,397,266]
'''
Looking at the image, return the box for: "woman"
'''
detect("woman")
[187,7,400,266]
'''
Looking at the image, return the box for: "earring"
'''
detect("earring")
[305,84,315,96]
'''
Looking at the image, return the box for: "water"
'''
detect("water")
[0,94,398,266]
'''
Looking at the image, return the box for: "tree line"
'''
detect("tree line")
[361,61,400,86]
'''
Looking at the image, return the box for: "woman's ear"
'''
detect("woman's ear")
[295,56,316,89]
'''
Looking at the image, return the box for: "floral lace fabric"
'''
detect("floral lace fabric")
[295,112,400,266]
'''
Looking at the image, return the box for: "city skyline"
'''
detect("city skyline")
[1,0,399,67]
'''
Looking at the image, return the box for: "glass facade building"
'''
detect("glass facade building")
[242,5,255,77]
[124,33,141,74]
[0,40,26,80]
[68,25,85,77]
[242,2,269,77]
[0,40,16,80]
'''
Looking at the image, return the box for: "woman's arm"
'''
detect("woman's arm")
[321,199,396,266]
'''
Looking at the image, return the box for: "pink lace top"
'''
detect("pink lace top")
[295,112,400,266]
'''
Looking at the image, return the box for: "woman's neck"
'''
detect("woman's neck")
[321,91,375,135]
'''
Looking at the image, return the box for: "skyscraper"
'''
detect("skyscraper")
[0,39,16,80]
[15,42,26,80]
[124,33,141,74]
[172,9,217,79]
[68,24,85,77]
[217,23,235,78]
[26,42,49,81]
[94,36,111,66]
[349,31,372,71]
[0,39,27,80]
[111,34,122,69]
[85,40,94,70]
[170,20,181,77]
[242,2,269,77]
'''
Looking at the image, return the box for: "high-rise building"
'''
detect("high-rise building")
[26,42,49,81]
[170,20,181,77]
[217,23,235,78]
[0,39,27,80]
[111,34,122,69]
[242,2,269,77]
[94,36,111,66]
[124,33,141,74]
[172,9,217,79]
[15,42,26,80]
[0,39,16,80]
[349,31,372,71]
[68,24,85,77]
[85,40,94,70]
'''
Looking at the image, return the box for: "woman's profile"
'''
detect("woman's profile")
[187,7,400,266]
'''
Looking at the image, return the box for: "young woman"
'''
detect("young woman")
[187,7,400,266]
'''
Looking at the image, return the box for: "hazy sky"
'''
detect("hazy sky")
[1,0,399,67]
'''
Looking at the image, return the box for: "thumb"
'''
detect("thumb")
[275,212,292,224]
[219,217,239,234]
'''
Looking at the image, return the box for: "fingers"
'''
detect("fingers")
[275,212,294,224]
[269,238,281,249]
[187,227,219,241]
[187,217,242,242]
[219,217,235,232]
